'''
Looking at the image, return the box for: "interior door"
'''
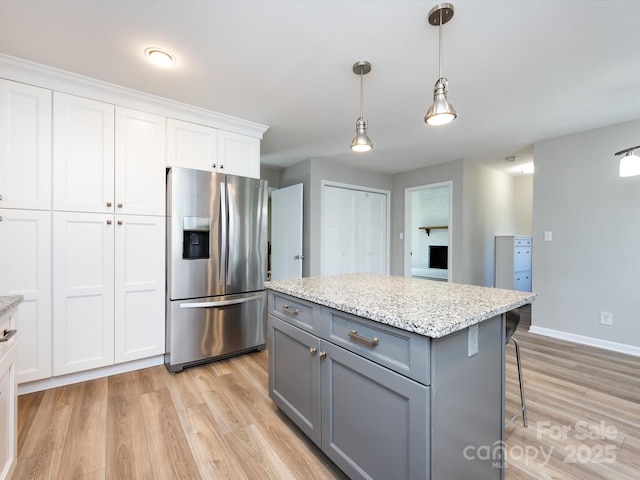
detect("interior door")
[270,184,303,281]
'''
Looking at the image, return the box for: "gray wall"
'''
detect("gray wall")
[513,175,533,236]
[280,157,392,277]
[462,161,515,287]
[260,165,281,188]
[532,119,640,348]
[391,160,465,282]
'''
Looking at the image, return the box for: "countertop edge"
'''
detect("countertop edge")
[0,295,24,320]
[265,279,536,338]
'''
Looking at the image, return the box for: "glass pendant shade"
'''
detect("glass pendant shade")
[350,117,373,152]
[425,77,457,126]
[619,152,640,177]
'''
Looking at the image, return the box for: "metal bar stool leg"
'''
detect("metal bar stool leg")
[506,335,527,428]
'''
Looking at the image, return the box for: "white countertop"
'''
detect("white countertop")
[0,295,23,320]
[265,273,536,338]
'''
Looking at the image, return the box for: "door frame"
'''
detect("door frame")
[404,181,453,281]
[320,180,391,275]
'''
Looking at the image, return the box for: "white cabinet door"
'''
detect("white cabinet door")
[0,79,52,210]
[53,93,115,213]
[166,118,218,172]
[114,215,165,363]
[0,322,17,480]
[53,211,114,375]
[115,107,166,216]
[217,130,260,178]
[0,209,52,383]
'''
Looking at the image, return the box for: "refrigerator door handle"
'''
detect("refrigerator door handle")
[219,180,227,287]
[179,294,263,309]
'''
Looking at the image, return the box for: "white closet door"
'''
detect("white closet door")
[323,185,382,276]
[357,191,387,274]
[0,80,52,210]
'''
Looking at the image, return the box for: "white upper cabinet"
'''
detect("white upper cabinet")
[115,107,166,216]
[0,79,52,210]
[166,118,218,172]
[53,92,115,213]
[217,130,260,179]
[167,118,261,178]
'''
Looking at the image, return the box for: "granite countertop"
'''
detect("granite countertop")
[264,273,536,338]
[0,295,23,320]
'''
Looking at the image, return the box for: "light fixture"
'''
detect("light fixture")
[350,61,373,152]
[424,3,457,126]
[144,47,176,67]
[615,145,640,177]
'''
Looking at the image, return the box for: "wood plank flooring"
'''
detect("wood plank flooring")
[15,306,640,479]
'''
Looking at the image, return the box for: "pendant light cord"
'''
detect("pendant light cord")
[359,69,364,119]
[438,8,443,79]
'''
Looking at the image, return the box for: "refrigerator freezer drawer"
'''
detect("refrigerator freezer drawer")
[165,291,266,373]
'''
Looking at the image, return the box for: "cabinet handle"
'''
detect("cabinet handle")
[117,220,123,225]
[117,203,123,208]
[106,219,112,225]
[348,330,379,346]
[106,202,112,207]
[0,329,16,343]
[319,352,327,360]
[309,347,318,356]
[281,305,299,316]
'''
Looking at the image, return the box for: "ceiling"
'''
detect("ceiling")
[1,0,639,176]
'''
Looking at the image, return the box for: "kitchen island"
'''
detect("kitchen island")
[265,273,535,480]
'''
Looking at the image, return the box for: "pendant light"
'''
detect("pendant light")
[615,145,640,177]
[424,3,457,126]
[350,61,373,152]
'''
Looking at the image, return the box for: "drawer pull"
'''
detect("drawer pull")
[309,347,318,356]
[319,351,327,360]
[0,329,17,343]
[281,305,299,316]
[348,330,379,346]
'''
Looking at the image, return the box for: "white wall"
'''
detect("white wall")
[532,119,640,351]
[513,174,533,236]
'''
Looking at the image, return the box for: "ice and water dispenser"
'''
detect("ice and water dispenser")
[182,216,211,259]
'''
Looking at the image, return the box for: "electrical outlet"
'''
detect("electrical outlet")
[468,324,479,357]
[600,312,613,326]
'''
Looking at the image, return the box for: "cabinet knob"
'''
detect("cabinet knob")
[309,347,318,356]
[106,202,112,207]
[319,352,327,360]
[0,194,3,200]
[117,220,123,225]
[220,164,224,169]
[107,219,112,225]
[117,203,123,208]
[0,216,2,222]
[212,164,216,169]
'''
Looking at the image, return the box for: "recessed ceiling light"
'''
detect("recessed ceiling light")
[144,47,175,67]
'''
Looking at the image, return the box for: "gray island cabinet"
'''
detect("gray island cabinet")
[265,273,536,480]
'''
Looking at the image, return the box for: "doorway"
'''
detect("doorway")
[404,182,452,281]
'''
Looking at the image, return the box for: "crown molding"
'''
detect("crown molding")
[0,53,268,139]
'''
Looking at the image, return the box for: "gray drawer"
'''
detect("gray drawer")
[268,291,321,335]
[321,308,430,385]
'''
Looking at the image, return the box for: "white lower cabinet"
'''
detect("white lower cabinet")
[53,212,164,376]
[114,215,165,363]
[0,300,19,480]
[0,209,52,383]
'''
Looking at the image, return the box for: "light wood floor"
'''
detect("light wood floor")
[15,306,640,479]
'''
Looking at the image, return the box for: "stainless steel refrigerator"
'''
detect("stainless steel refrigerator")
[165,167,268,373]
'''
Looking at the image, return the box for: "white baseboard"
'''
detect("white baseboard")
[528,326,640,357]
[18,355,165,395]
